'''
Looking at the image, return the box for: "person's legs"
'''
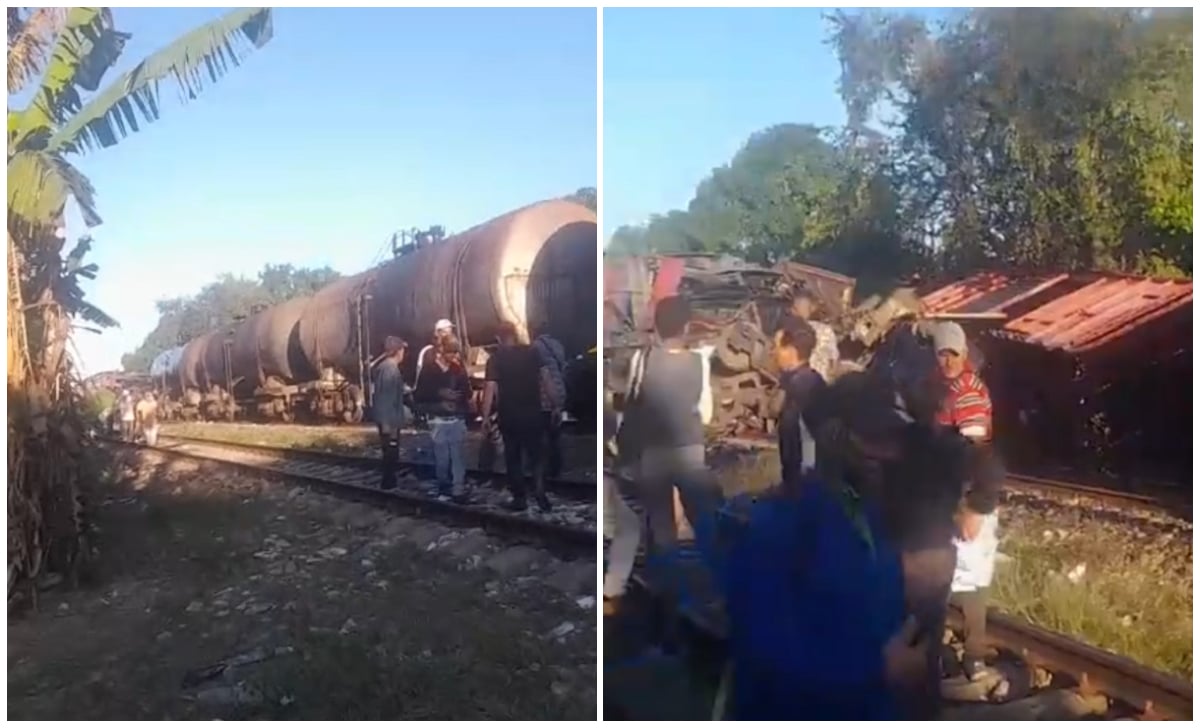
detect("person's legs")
[378,424,399,491]
[526,417,550,511]
[603,475,643,602]
[430,420,452,496]
[501,424,528,508]
[901,543,956,719]
[546,415,563,479]
[949,587,989,678]
[447,418,467,497]
[478,411,502,473]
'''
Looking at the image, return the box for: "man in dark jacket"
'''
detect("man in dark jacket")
[482,323,551,512]
[371,336,409,491]
[414,336,472,501]
[772,317,827,485]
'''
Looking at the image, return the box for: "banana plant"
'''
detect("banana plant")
[8,7,274,242]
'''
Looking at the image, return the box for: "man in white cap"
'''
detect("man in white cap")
[932,320,1002,684]
[416,318,455,385]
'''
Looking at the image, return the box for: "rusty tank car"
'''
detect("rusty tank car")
[157,199,597,424]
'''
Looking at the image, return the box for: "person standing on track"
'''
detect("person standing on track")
[618,296,721,628]
[779,288,840,383]
[118,390,136,442]
[772,317,827,485]
[533,333,568,479]
[136,391,160,446]
[482,322,552,513]
[416,319,455,385]
[932,321,1003,683]
[371,336,409,491]
[414,335,472,502]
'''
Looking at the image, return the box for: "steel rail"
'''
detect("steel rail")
[158,434,596,500]
[106,438,596,557]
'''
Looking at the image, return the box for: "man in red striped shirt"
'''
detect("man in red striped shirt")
[933,321,1002,683]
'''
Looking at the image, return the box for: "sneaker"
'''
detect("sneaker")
[504,498,528,512]
[379,479,397,491]
[535,494,553,513]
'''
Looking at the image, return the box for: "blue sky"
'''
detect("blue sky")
[27,8,596,374]
[602,7,941,243]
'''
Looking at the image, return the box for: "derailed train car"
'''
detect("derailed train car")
[158,199,597,424]
[603,253,856,434]
[604,253,1192,484]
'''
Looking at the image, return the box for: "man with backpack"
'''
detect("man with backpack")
[533,333,568,478]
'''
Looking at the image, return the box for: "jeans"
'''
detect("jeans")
[950,587,990,663]
[544,413,564,479]
[429,417,467,496]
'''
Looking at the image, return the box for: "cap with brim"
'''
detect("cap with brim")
[932,321,968,356]
[434,319,454,332]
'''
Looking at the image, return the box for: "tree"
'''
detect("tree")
[826,8,1193,276]
[605,124,913,280]
[121,264,342,373]
[565,186,597,211]
[7,7,274,599]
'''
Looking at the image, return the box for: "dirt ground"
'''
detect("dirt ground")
[8,449,597,720]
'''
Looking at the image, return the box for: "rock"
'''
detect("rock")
[157,630,173,642]
[485,546,544,576]
[575,596,596,610]
[446,530,491,560]
[317,546,349,559]
[339,618,358,635]
[194,683,263,708]
[57,602,70,614]
[245,603,273,616]
[407,523,449,550]
[546,621,576,640]
[185,601,204,614]
[381,517,414,539]
[360,559,375,569]
[551,681,569,698]
[545,561,595,595]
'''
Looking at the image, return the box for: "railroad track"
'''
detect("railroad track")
[105,436,596,557]
[711,437,1191,523]
[603,470,1192,721]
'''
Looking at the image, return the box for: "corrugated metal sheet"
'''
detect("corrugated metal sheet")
[921,272,1192,354]
[922,272,1073,315]
[1006,276,1192,353]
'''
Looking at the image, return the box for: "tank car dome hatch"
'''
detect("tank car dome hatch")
[149,346,184,378]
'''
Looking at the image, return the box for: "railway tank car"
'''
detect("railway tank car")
[158,199,597,424]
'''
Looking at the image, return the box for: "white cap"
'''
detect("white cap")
[434,318,454,333]
[932,321,968,356]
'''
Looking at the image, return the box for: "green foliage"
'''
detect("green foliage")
[614,9,1191,282]
[120,264,341,373]
[565,186,597,212]
[82,385,115,422]
[826,7,1193,276]
[607,124,916,281]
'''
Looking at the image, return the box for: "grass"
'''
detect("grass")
[708,447,1193,680]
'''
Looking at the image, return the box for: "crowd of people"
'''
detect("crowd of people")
[604,290,1003,720]
[103,388,161,446]
[369,318,569,512]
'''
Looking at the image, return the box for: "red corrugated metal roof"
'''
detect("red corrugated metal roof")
[922,272,1074,315]
[1006,275,1192,353]
[921,272,1192,354]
